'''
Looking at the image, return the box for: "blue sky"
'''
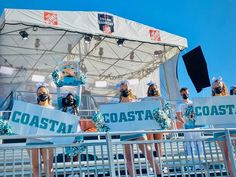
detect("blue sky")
[0,0,235,98]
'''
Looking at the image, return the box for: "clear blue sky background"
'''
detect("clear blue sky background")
[1,0,235,98]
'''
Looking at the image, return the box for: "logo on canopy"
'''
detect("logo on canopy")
[44,12,58,26]
[98,14,114,34]
[149,29,161,41]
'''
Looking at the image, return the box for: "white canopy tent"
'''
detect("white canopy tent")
[0,9,187,106]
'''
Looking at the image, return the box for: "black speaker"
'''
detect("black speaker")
[182,46,210,93]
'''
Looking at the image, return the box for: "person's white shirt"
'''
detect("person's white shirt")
[176,100,192,124]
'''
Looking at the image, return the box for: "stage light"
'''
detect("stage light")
[19,30,29,40]
[34,38,40,48]
[0,66,14,75]
[117,39,125,47]
[99,47,104,56]
[154,50,162,57]
[67,44,72,54]
[84,34,92,44]
[32,74,45,82]
[33,26,38,31]
[127,79,139,85]
[94,36,102,41]
[130,51,134,60]
[95,81,107,88]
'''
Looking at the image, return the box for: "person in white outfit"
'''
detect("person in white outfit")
[176,87,204,166]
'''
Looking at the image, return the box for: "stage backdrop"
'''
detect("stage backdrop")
[193,96,236,127]
[100,100,162,131]
[9,100,79,144]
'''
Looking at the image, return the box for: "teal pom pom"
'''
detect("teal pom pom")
[92,112,110,132]
[51,70,63,87]
[78,71,86,85]
[153,103,172,130]
[65,137,85,157]
[0,119,13,135]
[183,105,196,127]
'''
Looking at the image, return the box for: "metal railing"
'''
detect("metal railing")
[0,129,236,177]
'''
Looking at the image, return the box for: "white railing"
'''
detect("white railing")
[0,129,236,177]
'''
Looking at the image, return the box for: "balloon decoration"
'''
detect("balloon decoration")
[51,61,86,87]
